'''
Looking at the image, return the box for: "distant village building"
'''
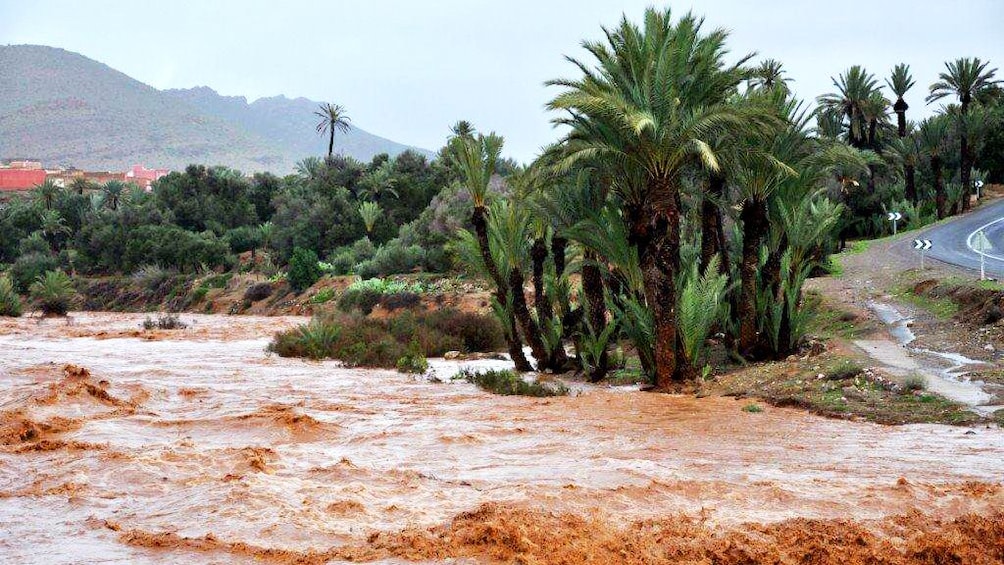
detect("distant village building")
[0,160,170,192]
[125,164,170,189]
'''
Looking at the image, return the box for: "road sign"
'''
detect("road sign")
[887,211,902,234]
[913,239,932,250]
[973,230,992,280]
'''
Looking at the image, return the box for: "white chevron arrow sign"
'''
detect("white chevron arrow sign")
[913,239,932,250]
[887,212,902,221]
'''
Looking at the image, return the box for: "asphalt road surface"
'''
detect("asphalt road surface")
[908,198,1004,279]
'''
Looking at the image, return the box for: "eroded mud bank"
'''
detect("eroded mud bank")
[1,313,1003,564]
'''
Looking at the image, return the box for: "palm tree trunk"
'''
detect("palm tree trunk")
[551,236,567,278]
[633,178,681,388]
[961,134,972,212]
[905,163,917,203]
[933,156,946,220]
[328,123,335,158]
[700,174,729,276]
[896,107,907,138]
[472,207,531,371]
[738,199,768,356]
[509,268,550,370]
[531,238,551,323]
[582,250,608,382]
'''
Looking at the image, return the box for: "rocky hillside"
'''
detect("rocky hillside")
[0,45,431,173]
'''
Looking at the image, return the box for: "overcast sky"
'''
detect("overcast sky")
[2,0,1002,162]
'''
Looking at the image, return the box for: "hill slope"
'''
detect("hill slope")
[0,45,431,172]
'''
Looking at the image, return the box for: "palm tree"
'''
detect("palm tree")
[295,156,324,182]
[314,103,352,158]
[39,209,70,251]
[547,7,758,386]
[748,59,791,93]
[258,221,274,254]
[859,91,891,192]
[101,180,127,211]
[927,58,1000,211]
[450,132,532,371]
[918,115,951,219]
[818,66,880,148]
[887,64,917,201]
[358,161,400,203]
[358,201,382,236]
[450,120,476,139]
[32,179,62,211]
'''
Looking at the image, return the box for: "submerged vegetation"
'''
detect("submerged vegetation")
[455,368,570,397]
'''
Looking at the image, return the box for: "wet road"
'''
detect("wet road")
[913,198,1004,278]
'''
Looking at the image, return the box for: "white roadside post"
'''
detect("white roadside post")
[973,230,992,281]
[886,211,902,235]
[913,239,932,269]
[975,180,984,201]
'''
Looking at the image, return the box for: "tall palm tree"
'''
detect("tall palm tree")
[547,7,758,386]
[818,66,880,148]
[859,91,891,192]
[887,64,917,201]
[450,132,532,371]
[927,58,1000,211]
[450,120,476,139]
[918,115,951,219]
[314,103,352,158]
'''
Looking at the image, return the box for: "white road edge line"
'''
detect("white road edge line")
[966,216,1004,262]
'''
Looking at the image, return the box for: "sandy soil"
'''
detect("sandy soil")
[1,313,1003,563]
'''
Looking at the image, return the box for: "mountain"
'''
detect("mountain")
[0,45,433,173]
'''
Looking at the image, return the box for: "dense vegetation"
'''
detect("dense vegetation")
[1,8,1000,390]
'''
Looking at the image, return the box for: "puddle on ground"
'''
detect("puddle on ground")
[2,312,1004,563]
[864,302,998,411]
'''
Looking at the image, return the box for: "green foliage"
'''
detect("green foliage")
[337,277,426,314]
[678,256,730,371]
[142,313,187,330]
[243,282,273,303]
[11,252,59,293]
[396,340,429,374]
[454,369,569,397]
[310,288,335,304]
[826,359,864,380]
[29,270,76,316]
[0,274,23,317]
[742,403,764,413]
[288,247,322,292]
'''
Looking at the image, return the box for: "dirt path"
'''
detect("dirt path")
[2,313,1004,563]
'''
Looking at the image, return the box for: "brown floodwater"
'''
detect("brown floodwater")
[1,312,1003,564]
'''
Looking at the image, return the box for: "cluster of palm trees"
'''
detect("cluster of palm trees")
[450,8,868,388]
[818,58,1000,224]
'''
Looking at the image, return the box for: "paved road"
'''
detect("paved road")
[907,198,1004,279]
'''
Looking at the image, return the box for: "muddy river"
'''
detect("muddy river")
[2,313,1003,563]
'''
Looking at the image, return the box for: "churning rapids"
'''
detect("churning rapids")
[2,312,1004,564]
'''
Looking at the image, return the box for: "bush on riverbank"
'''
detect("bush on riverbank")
[455,368,569,397]
[0,274,23,317]
[267,308,503,368]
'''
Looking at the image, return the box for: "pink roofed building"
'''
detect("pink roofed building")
[125,164,170,189]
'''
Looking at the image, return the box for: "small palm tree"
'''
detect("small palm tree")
[39,209,70,251]
[358,201,382,235]
[32,179,63,211]
[314,103,352,158]
[358,161,400,203]
[748,59,791,93]
[295,156,325,181]
[258,221,274,254]
[30,270,76,317]
[927,58,1000,210]
[101,180,127,211]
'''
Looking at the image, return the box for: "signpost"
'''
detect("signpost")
[972,230,992,281]
[975,180,985,201]
[886,211,902,235]
[913,239,932,269]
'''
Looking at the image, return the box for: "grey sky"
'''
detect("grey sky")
[2,0,1002,162]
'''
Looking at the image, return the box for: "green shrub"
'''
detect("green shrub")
[132,265,177,291]
[337,277,427,315]
[30,270,76,316]
[288,247,322,292]
[337,286,383,315]
[423,309,505,352]
[11,252,59,293]
[396,340,429,374]
[310,288,335,304]
[455,369,569,397]
[825,359,864,380]
[0,274,23,317]
[142,313,187,330]
[355,241,425,279]
[742,403,764,413]
[243,282,273,302]
[902,374,926,393]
